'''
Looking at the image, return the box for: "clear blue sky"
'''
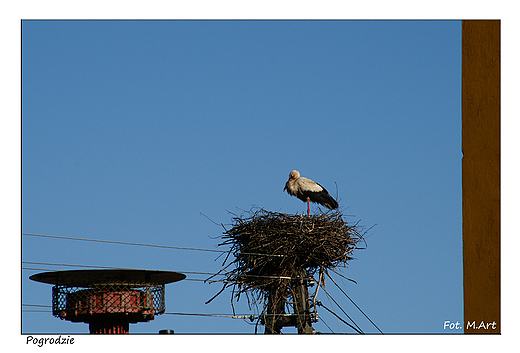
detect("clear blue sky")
[22,20,462,334]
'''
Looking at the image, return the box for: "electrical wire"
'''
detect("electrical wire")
[22,285,367,335]
[319,282,364,334]
[324,283,342,333]
[326,272,383,334]
[23,267,56,272]
[22,304,51,313]
[316,313,335,334]
[23,304,51,308]
[22,234,379,333]
[316,301,363,334]
[22,232,227,253]
[22,262,375,333]
[22,233,284,258]
[21,303,254,320]
[21,267,225,283]
[21,260,306,281]
[22,261,220,277]
[162,312,251,319]
[20,303,257,322]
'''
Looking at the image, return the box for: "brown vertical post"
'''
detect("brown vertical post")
[292,269,314,334]
[264,284,286,334]
[462,20,500,334]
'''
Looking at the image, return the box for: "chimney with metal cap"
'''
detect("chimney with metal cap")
[30,269,185,334]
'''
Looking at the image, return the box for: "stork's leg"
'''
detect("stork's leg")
[307,200,310,215]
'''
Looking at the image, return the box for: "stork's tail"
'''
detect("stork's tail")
[324,194,339,210]
[315,190,339,210]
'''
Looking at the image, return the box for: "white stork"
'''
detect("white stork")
[283,170,339,215]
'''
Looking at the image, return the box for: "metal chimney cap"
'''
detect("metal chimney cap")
[29,269,186,286]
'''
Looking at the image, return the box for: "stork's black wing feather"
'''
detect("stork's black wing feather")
[300,187,338,210]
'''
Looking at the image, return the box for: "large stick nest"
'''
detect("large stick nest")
[209,208,363,304]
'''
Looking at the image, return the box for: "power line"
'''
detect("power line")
[319,281,364,334]
[22,235,377,333]
[323,281,342,333]
[326,271,383,334]
[23,267,56,272]
[315,301,363,334]
[20,303,253,321]
[22,308,304,323]
[316,313,335,334]
[21,266,296,284]
[22,261,220,277]
[22,297,361,334]
[22,263,377,326]
[21,310,249,320]
[22,233,284,258]
[21,303,310,320]
[22,304,51,308]
[162,312,252,319]
[22,232,227,254]
[22,260,306,281]
[21,267,210,281]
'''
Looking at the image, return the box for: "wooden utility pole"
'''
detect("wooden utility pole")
[264,284,286,334]
[263,270,315,334]
[291,269,314,334]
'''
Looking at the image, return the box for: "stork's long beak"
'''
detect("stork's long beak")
[283,186,286,192]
